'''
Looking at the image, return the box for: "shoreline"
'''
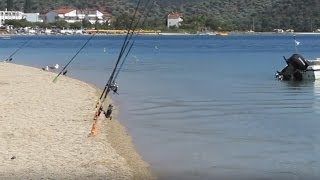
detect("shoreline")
[0,63,155,179]
[92,86,155,180]
[3,31,320,37]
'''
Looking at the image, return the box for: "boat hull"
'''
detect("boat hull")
[276,54,320,81]
[302,69,320,80]
[276,69,320,81]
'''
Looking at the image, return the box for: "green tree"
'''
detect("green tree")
[112,13,131,29]
[7,0,13,10]
[82,19,92,29]
[24,0,33,13]
[34,22,48,28]
[5,19,32,27]
[205,18,220,31]
[70,22,82,29]
[49,20,69,29]
[3,0,320,32]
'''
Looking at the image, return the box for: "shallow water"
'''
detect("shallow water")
[2,34,320,179]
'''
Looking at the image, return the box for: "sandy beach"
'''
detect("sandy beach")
[0,63,154,179]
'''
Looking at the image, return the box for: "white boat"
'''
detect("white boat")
[276,54,320,81]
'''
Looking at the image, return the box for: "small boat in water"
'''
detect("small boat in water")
[276,53,320,81]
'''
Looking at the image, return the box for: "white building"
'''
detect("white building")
[0,10,24,27]
[0,7,111,27]
[274,29,284,33]
[23,13,42,23]
[0,10,43,27]
[45,8,77,23]
[45,7,111,25]
[76,9,110,24]
[167,12,183,28]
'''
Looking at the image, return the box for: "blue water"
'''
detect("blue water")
[2,34,320,179]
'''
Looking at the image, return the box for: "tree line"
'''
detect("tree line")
[1,0,320,32]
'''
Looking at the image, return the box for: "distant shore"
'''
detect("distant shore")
[2,27,320,37]
[0,63,155,179]
[2,31,320,37]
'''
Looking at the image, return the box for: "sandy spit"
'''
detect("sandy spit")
[0,63,155,180]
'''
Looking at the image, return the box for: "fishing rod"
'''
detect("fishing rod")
[114,0,152,64]
[99,0,154,103]
[95,0,154,104]
[91,0,153,136]
[113,42,134,81]
[98,0,152,98]
[95,0,144,103]
[98,0,154,111]
[113,0,143,65]
[53,34,96,83]
[112,1,154,83]
[4,37,32,62]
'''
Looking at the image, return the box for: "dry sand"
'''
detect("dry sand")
[0,63,154,179]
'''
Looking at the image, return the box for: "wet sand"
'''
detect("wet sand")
[0,63,154,179]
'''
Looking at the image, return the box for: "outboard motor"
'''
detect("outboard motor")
[276,54,309,81]
[285,54,309,70]
[276,64,295,80]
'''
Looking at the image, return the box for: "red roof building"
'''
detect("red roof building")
[45,7,112,25]
[167,12,183,28]
[53,7,75,14]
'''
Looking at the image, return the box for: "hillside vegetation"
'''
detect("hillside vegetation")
[0,0,320,32]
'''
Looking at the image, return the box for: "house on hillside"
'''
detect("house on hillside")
[0,10,24,27]
[0,10,43,27]
[23,13,43,23]
[285,29,294,33]
[77,9,112,25]
[45,8,77,23]
[273,29,284,33]
[45,7,111,25]
[167,12,183,28]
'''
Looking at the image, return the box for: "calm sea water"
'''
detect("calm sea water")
[2,34,320,179]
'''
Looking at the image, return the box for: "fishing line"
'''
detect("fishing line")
[96,0,143,102]
[90,0,156,136]
[118,0,152,59]
[90,0,143,132]
[53,34,96,83]
[105,0,151,81]
[99,0,154,110]
[112,0,153,83]
[89,3,141,133]
[113,42,134,81]
[115,0,143,65]
[4,37,32,62]
[98,0,154,101]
